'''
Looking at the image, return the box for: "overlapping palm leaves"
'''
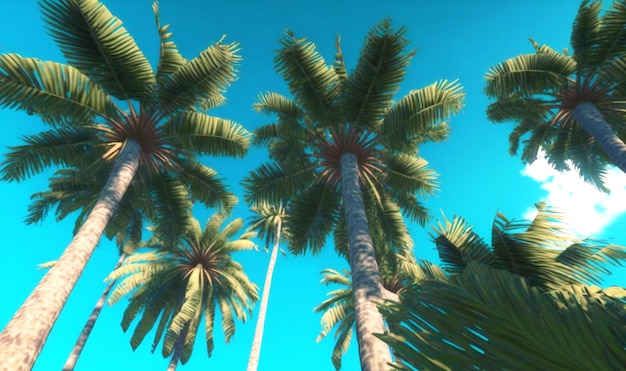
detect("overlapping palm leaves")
[0,1,247,367]
[107,213,259,369]
[377,204,626,370]
[314,253,446,370]
[485,0,626,191]
[243,19,464,370]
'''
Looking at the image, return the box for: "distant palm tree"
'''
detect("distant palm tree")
[485,0,626,191]
[0,1,247,368]
[378,204,626,370]
[245,203,286,371]
[243,19,464,370]
[107,213,259,370]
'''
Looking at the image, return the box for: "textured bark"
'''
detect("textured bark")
[246,219,282,371]
[0,140,141,371]
[62,254,127,371]
[167,324,190,371]
[572,101,626,174]
[340,152,392,371]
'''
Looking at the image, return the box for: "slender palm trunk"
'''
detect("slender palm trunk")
[339,152,392,371]
[167,323,190,371]
[0,140,141,371]
[62,253,127,371]
[573,101,626,174]
[246,219,282,371]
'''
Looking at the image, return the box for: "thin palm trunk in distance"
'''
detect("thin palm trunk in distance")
[62,253,127,371]
[0,140,141,371]
[247,218,282,371]
[340,153,391,370]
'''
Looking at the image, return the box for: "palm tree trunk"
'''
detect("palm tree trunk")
[339,152,392,371]
[167,323,190,371]
[246,219,282,371]
[62,253,127,371]
[573,101,626,174]
[0,139,141,371]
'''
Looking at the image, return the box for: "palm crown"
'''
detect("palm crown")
[485,0,626,191]
[243,20,464,255]
[107,214,259,366]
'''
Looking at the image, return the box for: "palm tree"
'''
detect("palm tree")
[107,213,259,370]
[485,0,626,191]
[245,203,287,371]
[24,162,145,371]
[243,20,464,370]
[0,1,248,368]
[377,204,626,370]
[313,254,447,370]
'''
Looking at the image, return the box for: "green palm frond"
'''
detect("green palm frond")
[484,51,575,98]
[486,96,549,124]
[242,162,317,206]
[253,91,306,123]
[152,0,186,79]
[275,31,340,126]
[391,192,430,227]
[0,54,118,124]
[286,182,340,255]
[382,80,464,149]
[1,127,102,181]
[163,111,250,157]
[40,0,155,101]
[146,172,193,242]
[156,40,240,115]
[586,0,626,67]
[378,261,626,370]
[174,158,238,211]
[343,19,413,130]
[431,213,496,274]
[570,0,602,69]
[247,202,286,247]
[384,155,438,196]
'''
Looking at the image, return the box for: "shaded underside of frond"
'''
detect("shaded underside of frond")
[40,0,155,101]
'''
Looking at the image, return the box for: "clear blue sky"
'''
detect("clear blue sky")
[1,1,624,370]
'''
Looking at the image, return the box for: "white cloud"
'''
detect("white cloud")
[521,153,626,237]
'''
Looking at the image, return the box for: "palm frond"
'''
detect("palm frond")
[156,40,240,115]
[152,1,186,79]
[286,182,340,255]
[163,111,250,158]
[343,19,413,130]
[40,0,154,101]
[275,31,340,126]
[174,158,237,211]
[1,126,101,181]
[484,51,575,98]
[242,162,317,207]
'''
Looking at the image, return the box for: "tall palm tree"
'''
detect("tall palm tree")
[378,204,626,370]
[485,0,626,191]
[243,20,464,370]
[24,162,145,371]
[107,213,259,370]
[0,1,248,368]
[245,203,286,371]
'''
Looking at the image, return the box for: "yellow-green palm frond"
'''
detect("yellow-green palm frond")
[152,1,186,79]
[275,31,341,126]
[156,40,240,116]
[40,0,155,101]
[382,80,464,152]
[378,261,626,370]
[0,54,118,124]
[484,50,575,98]
[343,18,414,131]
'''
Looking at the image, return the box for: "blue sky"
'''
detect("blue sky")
[1,0,625,370]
